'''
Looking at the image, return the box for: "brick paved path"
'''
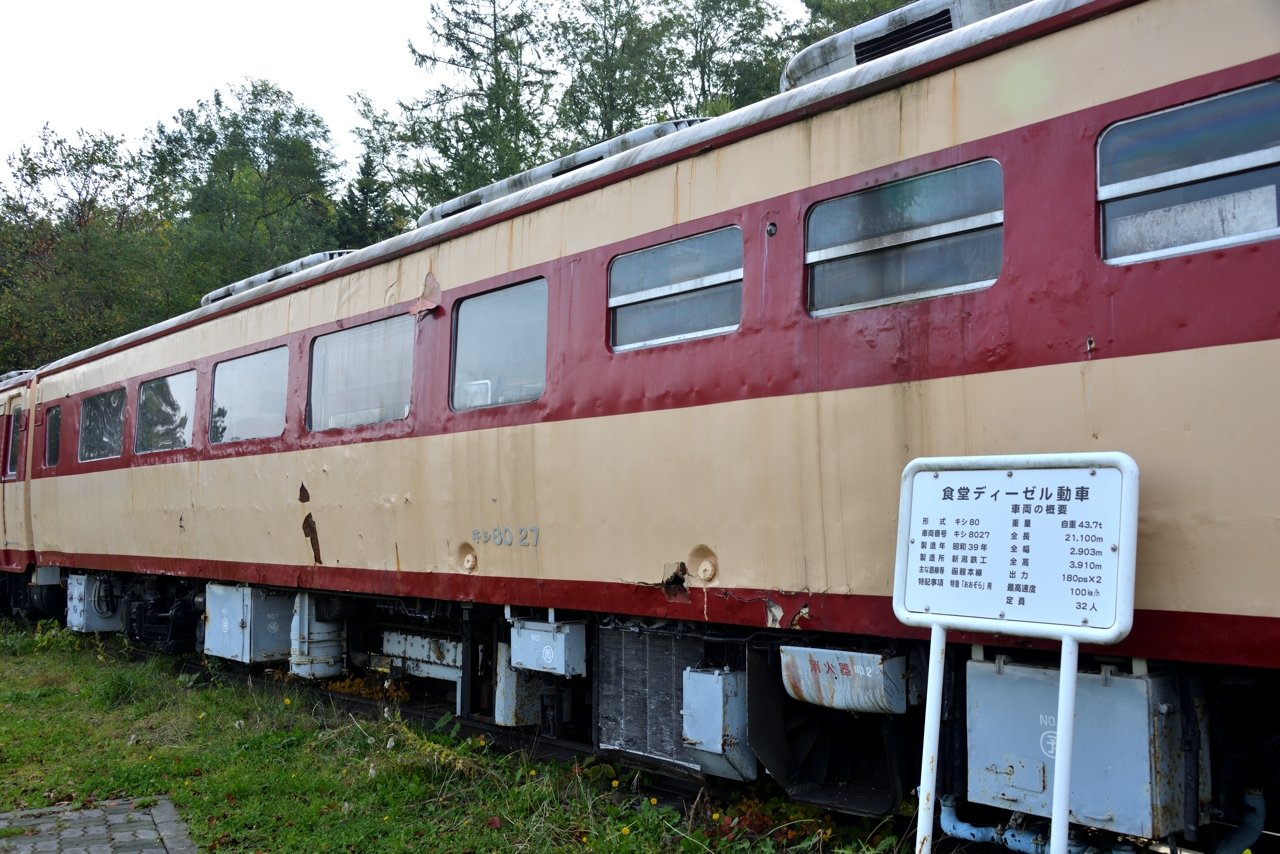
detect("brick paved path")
[0,799,195,854]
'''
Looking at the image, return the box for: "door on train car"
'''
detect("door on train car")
[0,390,31,571]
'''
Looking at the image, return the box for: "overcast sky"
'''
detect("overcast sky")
[1,0,808,184]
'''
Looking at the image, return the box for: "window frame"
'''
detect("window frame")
[43,404,61,469]
[805,158,1004,318]
[607,225,745,352]
[77,386,128,463]
[1097,80,1280,266]
[4,402,23,479]
[305,313,416,433]
[209,346,291,446]
[134,369,198,455]
[449,276,550,412]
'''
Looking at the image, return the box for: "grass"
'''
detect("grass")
[0,621,907,853]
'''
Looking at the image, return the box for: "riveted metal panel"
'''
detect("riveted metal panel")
[967,659,1196,837]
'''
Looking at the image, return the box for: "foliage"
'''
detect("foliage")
[0,628,915,853]
[0,127,170,371]
[0,0,921,375]
[797,0,910,45]
[403,0,555,202]
[675,0,785,113]
[146,79,340,301]
[550,0,684,150]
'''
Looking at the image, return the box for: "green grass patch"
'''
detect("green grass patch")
[0,621,905,852]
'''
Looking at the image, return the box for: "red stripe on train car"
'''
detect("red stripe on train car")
[22,554,1280,669]
[29,55,1280,481]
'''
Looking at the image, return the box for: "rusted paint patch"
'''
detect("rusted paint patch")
[788,603,811,629]
[661,562,690,603]
[301,513,322,564]
[298,483,310,503]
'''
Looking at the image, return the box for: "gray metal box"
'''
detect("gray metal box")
[66,574,121,633]
[967,659,1206,838]
[681,668,756,781]
[203,583,293,663]
[510,620,586,677]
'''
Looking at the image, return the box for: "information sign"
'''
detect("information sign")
[893,453,1138,854]
[900,466,1128,637]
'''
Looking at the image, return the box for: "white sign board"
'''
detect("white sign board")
[894,453,1139,644]
[894,452,1139,854]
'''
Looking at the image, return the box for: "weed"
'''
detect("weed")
[0,625,915,852]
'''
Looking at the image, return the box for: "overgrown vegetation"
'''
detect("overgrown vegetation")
[0,621,910,852]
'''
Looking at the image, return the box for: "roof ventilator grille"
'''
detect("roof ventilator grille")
[853,8,953,64]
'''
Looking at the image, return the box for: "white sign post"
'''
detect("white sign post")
[893,453,1139,854]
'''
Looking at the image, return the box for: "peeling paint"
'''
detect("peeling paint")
[301,513,322,564]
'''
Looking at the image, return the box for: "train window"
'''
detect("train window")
[1099,81,1280,264]
[608,227,743,351]
[6,406,21,476]
[806,159,1004,315]
[135,370,197,454]
[308,314,414,430]
[78,388,126,462]
[452,278,548,411]
[211,347,289,443]
[44,406,60,467]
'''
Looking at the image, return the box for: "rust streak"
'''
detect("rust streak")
[301,513,322,565]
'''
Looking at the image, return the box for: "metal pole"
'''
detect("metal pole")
[915,622,948,854]
[1049,635,1079,854]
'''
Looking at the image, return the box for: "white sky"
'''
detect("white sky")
[0,0,809,185]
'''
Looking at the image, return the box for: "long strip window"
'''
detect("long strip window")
[308,315,414,431]
[79,388,126,462]
[212,347,289,443]
[1099,80,1280,264]
[806,159,1004,316]
[608,227,743,351]
[44,406,60,467]
[135,370,197,453]
[6,406,21,476]
[452,278,548,411]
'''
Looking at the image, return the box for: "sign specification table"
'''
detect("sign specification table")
[904,468,1124,630]
[893,454,1138,854]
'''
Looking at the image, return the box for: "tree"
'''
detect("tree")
[402,0,555,203]
[550,0,682,151]
[797,0,909,46]
[0,127,170,372]
[331,152,402,249]
[675,0,783,114]
[147,79,340,299]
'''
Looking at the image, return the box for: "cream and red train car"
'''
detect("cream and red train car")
[1,0,1278,843]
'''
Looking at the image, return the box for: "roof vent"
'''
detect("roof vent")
[200,250,356,307]
[854,8,953,63]
[780,0,1035,92]
[416,119,709,228]
[0,370,32,386]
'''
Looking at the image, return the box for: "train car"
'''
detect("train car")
[2,0,1278,846]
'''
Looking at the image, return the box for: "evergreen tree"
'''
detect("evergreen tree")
[332,152,401,249]
[403,0,554,202]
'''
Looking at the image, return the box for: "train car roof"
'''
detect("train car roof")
[34,0,1122,381]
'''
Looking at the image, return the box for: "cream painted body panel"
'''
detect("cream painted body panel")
[34,0,1280,403]
[31,338,1280,619]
